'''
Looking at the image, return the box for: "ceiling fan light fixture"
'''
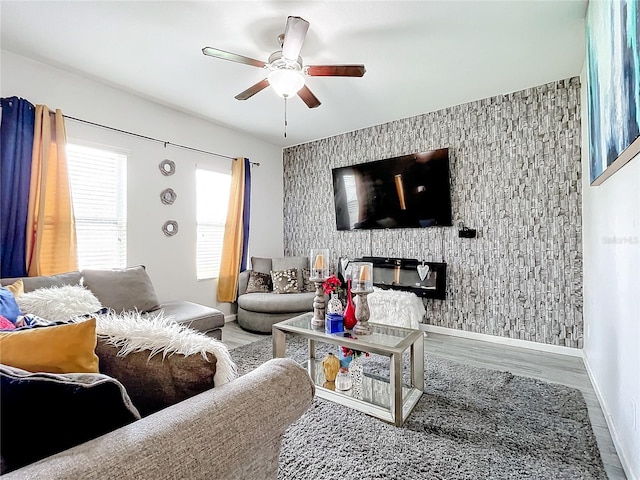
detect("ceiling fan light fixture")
[268,69,305,98]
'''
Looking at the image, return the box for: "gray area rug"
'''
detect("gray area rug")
[230,336,606,480]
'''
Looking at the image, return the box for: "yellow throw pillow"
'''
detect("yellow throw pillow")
[0,318,99,374]
[5,279,24,298]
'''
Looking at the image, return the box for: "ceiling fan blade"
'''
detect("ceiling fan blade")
[282,16,309,61]
[305,65,366,77]
[202,47,266,68]
[297,85,321,109]
[235,79,270,100]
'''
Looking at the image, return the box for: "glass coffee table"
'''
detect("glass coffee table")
[272,312,424,426]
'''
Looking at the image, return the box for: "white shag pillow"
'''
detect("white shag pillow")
[17,285,103,322]
[94,310,237,387]
[368,288,425,329]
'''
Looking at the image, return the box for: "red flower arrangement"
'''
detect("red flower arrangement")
[322,274,342,295]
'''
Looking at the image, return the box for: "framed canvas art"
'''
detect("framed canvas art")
[586,0,640,185]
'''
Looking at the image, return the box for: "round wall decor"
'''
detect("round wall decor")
[162,220,178,237]
[160,188,177,205]
[159,159,176,176]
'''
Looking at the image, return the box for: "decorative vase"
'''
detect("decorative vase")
[349,355,365,399]
[327,293,344,314]
[343,278,357,330]
[335,367,352,391]
[322,353,340,382]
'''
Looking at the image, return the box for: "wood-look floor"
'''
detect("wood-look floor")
[222,320,627,480]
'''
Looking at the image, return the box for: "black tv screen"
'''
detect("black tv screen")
[332,148,452,230]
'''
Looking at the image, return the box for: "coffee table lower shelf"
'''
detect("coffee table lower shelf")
[304,359,423,426]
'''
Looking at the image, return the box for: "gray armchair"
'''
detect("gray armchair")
[237,256,315,333]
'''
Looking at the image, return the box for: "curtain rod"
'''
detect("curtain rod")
[63,114,260,166]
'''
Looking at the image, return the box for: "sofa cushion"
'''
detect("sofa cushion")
[151,300,225,333]
[96,339,218,417]
[0,318,99,374]
[94,310,236,416]
[245,271,272,293]
[0,288,22,324]
[272,256,308,290]
[238,291,316,314]
[0,364,140,472]
[82,265,160,313]
[271,269,299,294]
[16,285,103,322]
[251,257,273,274]
[1,271,82,293]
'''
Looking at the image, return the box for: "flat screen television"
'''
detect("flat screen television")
[332,148,452,230]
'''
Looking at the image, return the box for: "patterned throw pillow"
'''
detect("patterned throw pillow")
[271,269,299,294]
[301,268,316,293]
[245,271,272,293]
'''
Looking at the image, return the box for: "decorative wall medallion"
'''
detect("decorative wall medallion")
[160,188,177,205]
[159,159,176,176]
[162,220,178,237]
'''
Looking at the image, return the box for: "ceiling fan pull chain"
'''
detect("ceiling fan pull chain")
[284,96,288,138]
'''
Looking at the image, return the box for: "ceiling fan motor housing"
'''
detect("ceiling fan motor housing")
[267,51,303,72]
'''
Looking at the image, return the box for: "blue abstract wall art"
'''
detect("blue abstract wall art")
[587,0,640,185]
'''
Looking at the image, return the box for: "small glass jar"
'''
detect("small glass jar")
[334,367,352,391]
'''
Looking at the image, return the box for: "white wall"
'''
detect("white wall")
[1,51,284,314]
[581,70,640,479]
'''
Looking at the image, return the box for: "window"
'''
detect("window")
[66,144,127,269]
[196,168,231,280]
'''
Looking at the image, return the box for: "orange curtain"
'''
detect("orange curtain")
[25,106,78,276]
[217,157,245,302]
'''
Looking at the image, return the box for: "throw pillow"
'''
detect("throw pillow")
[16,284,103,321]
[0,315,16,331]
[271,268,299,294]
[0,364,140,472]
[301,268,317,293]
[0,271,83,293]
[94,310,237,417]
[4,280,23,298]
[245,271,272,293]
[272,256,308,292]
[0,318,99,374]
[0,288,22,324]
[250,257,273,275]
[82,265,160,313]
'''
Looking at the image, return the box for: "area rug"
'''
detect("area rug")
[230,336,607,480]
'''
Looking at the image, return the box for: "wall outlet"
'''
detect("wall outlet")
[458,228,477,238]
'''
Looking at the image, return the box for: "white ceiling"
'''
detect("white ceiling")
[0,1,587,148]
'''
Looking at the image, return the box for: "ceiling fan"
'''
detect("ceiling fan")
[202,16,366,108]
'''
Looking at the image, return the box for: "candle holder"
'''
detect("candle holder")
[353,290,373,335]
[350,261,373,335]
[309,248,330,328]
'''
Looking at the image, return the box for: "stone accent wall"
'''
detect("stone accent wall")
[283,77,582,347]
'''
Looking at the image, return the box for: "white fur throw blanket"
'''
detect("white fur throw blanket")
[367,288,425,330]
[93,311,237,387]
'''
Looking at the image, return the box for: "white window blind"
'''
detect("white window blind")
[66,144,127,270]
[196,169,231,280]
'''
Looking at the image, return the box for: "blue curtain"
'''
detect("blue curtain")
[0,97,35,278]
[240,158,252,272]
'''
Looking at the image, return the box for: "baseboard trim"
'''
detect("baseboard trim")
[224,314,237,323]
[583,353,637,480]
[420,324,583,357]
